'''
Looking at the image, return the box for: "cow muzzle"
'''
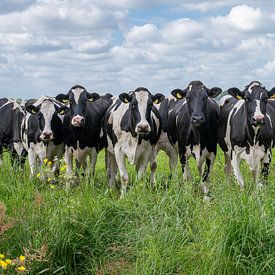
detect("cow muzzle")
[40,131,54,141]
[191,115,205,126]
[252,115,265,126]
[71,115,85,127]
[136,123,151,134]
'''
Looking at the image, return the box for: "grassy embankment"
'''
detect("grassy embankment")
[0,149,274,274]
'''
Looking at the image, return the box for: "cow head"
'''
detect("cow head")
[172,81,222,126]
[228,81,275,127]
[55,85,100,127]
[119,87,164,135]
[26,98,68,141]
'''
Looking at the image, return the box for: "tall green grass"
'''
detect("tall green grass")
[0,150,274,274]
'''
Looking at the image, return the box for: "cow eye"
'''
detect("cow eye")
[263,98,268,103]
[186,97,191,102]
[83,99,87,104]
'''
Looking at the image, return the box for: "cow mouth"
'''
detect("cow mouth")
[136,130,151,136]
[72,123,84,127]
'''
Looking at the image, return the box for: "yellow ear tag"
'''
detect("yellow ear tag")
[153,99,159,104]
[271,94,275,99]
[236,95,242,100]
[59,110,65,115]
[176,92,183,99]
[62,99,69,103]
[32,109,36,114]
[124,98,129,103]
[88,98,93,102]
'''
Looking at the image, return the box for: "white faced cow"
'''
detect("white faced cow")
[167,81,222,200]
[55,85,112,177]
[22,96,68,176]
[0,98,27,166]
[104,87,164,197]
[218,81,275,187]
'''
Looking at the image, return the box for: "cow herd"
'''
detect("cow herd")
[0,80,274,199]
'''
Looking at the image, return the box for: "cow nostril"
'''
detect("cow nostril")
[138,124,149,132]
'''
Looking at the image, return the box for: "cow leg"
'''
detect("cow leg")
[201,153,215,201]
[224,153,232,177]
[179,145,189,181]
[65,147,73,175]
[88,148,97,177]
[231,151,244,188]
[260,149,272,186]
[107,151,118,188]
[115,147,128,198]
[0,144,3,166]
[168,146,178,178]
[28,148,37,176]
[149,148,157,185]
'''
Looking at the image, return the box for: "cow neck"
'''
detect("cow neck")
[189,125,201,145]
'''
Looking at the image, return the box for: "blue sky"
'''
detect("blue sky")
[0,0,275,98]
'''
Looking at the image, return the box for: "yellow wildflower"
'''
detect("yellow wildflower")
[18,265,26,272]
[50,185,55,189]
[60,165,67,172]
[5,259,12,264]
[47,161,52,165]
[47,178,52,182]
[43,158,48,164]
[36,173,41,178]
[19,255,25,262]
[1,262,7,270]
[0,254,4,259]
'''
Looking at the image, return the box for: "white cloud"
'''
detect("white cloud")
[0,1,275,97]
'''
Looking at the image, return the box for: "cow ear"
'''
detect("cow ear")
[152,93,165,104]
[119,93,132,103]
[208,87,222,98]
[56,94,69,104]
[227,87,244,100]
[87,92,100,102]
[171,89,186,100]
[268,87,275,98]
[26,104,39,114]
[56,106,69,115]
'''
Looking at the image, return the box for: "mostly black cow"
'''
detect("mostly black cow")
[56,85,112,176]
[152,95,178,177]
[22,96,68,176]
[0,98,26,166]
[218,81,275,187]
[167,81,222,200]
[104,87,164,197]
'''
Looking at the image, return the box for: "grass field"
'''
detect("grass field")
[0,149,274,274]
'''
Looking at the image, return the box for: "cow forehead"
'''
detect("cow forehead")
[40,101,56,115]
[247,81,262,94]
[134,90,150,103]
[71,87,85,102]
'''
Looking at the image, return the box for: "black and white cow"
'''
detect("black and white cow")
[267,97,275,147]
[55,85,112,176]
[152,95,178,177]
[104,87,164,196]
[218,81,275,187]
[0,98,26,166]
[167,81,222,200]
[22,96,68,176]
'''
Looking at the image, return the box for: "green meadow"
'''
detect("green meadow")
[0,149,274,274]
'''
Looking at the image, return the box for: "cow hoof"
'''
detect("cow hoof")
[203,195,211,203]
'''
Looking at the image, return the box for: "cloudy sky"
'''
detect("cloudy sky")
[1,0,275,98]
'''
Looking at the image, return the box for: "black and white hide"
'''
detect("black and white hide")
[55,85,113,177]
[167,81,222,200]
[22,96,68,176]
[104,87,164,197]
[218,81,275,187]
[0,98,27,166]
